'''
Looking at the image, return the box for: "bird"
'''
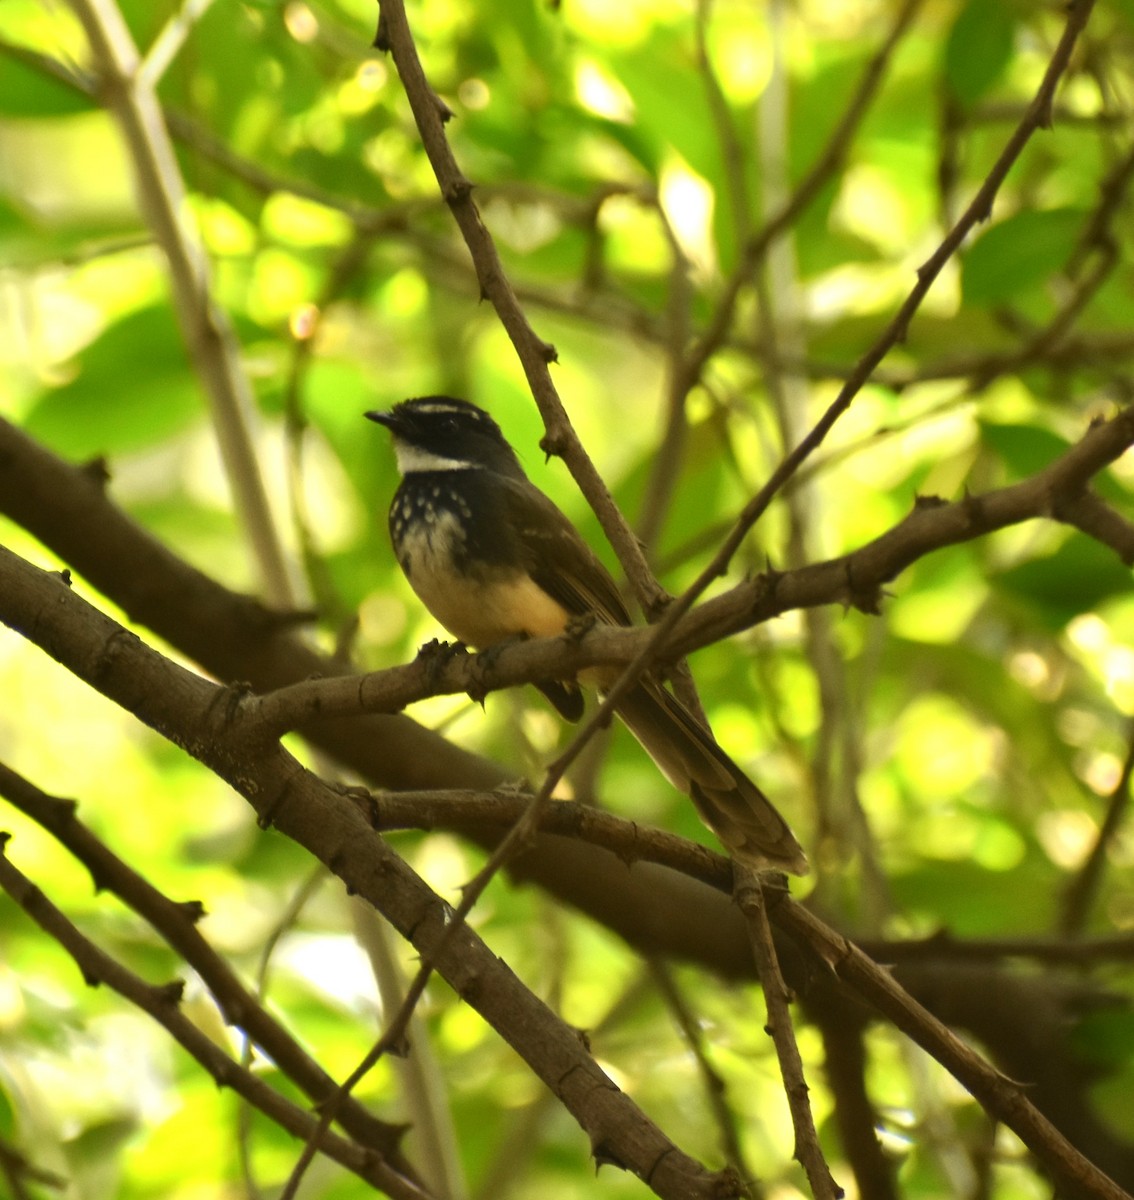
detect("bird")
[365,396,808,875]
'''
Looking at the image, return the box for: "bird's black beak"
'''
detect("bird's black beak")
[364,409,397,430]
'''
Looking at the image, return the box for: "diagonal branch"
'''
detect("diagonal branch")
[0,760,416,1175]
[0,542,735,1200]
[0,834,429,1200]
[2,418,1132,1193]
[245,405,1134,734]
[372,0,663,616]
[65,0,295,605]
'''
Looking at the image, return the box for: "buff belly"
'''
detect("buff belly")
[397,512,570,649]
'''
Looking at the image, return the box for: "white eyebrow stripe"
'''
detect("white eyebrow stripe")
[405,401,476,416]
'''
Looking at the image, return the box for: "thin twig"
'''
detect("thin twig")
[0,544,734,1200]
[493,0,1097,825]
[676,0,925,399]
[735,871,841,1199]
[65,0,297,606]
[137,0,217,89]
[0,763,413,1168]
[0,835,431,1200]
[649,960,758,1193]
[248,401,1134,737]
[1059,721,1134,935]
[373,0,666,616]
[279,750,579,1199]
[777,899,1133,1200]
[2,537,1131,1199]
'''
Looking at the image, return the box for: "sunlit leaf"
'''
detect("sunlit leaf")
[23,307,203,457]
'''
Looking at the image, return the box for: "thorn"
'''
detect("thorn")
[82,456,112,486]
[156,980,186,1005]
[444,176,473,204]
[539,431,568,460]
[590,1140,627,1172]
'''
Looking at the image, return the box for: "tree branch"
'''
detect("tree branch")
[65,0,295,605]
[373,0,663,617]
[0,832,429,1200]
[0,760,417,1177]
[0,543,735,1200]
[2,418,1133,1193]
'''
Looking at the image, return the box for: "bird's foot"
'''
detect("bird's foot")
[467,634,528,706]
[415,638,469,688]
[563,611,597,643]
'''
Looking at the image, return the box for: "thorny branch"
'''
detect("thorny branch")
[0,543,737,1200]
[1,0,1130,1194]
[247,402,1134,735]
[0,542,1130,1199]
[0,830,430,1200]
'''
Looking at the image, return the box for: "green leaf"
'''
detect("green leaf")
[980,421,1070,480]
[962,208,1085,305]
[610,33,719,181]
[23,307,203,458]
[0,53,96,117]
[1072,1008,1134,1069]
[944,0,1016,107]
[993,535,1132,629]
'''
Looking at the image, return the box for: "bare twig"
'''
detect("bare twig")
[735,872,841,1200]
[777,900,1133,1200]
[373,0,665,617]
[245,403,1134,736]
[1059,722,1134,935]
[0,761,415,1171]
[1,491,1132,1197]
[676,0,925,398]
[65,0,296,606]
[137,0,217,89]
[648,959,757,1192]
[0,544,733,1200]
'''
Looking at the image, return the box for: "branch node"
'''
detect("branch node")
[155,979,185,1005]
[539,430,569,460]
[433,91,454,123]
[178,899,207,923]
[443,175,473,204]
[256,773,297,830]
[590,1139,627,1172]
[81,455,112,487]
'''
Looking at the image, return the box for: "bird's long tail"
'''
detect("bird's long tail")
[613,681,809,875]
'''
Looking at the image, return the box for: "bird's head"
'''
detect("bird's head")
[366,396,524,478]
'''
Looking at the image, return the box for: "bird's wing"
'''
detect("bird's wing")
[499,477,633,627]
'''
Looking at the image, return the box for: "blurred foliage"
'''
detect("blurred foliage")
[1,0,1134,1197]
